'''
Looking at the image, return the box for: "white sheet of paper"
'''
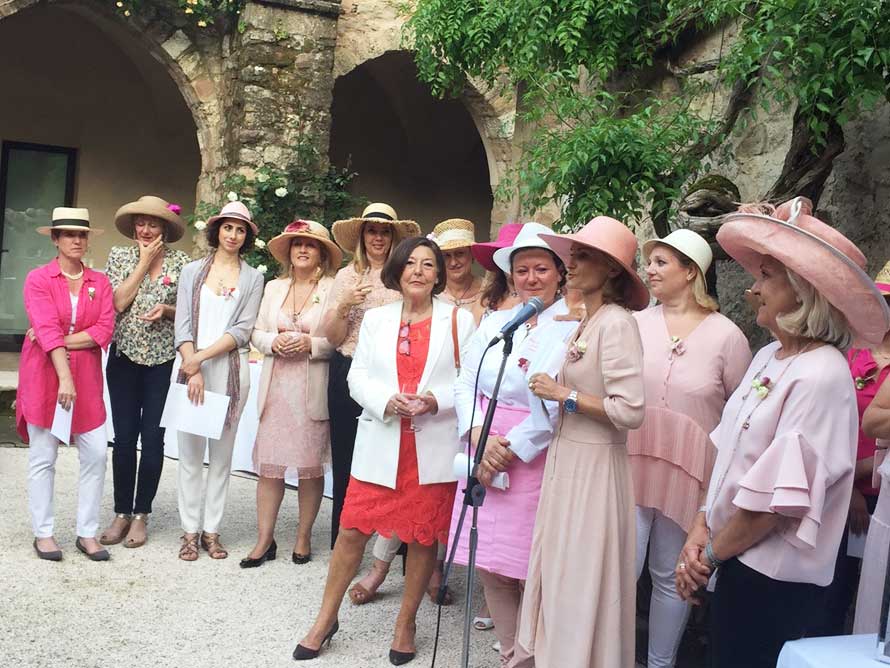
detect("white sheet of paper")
[847,527,867,559]
[50,402,73,444]
[160,383,231,440]
[527,340,569,430]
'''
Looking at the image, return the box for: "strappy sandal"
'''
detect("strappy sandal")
[124,513,149,549]
[473,616,494,631]
[348,582,377,605]
[200,532,228,559]
[99,513,131,546]
[179,533,199,562]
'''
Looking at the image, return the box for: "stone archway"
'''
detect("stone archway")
[328,50,496,235]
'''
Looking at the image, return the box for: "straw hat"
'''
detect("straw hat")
[874,261,890,296]
[37,207,103,235]
[717,196,890,347]
[472,223,523,271]
[492,222,557,275]
[538,216,650,311]
[114,195,185,242]
[331,203,420,253]
[206,201,259,235]
[429,218,476,251]
[642,228,713,276]
[268,219,343,268]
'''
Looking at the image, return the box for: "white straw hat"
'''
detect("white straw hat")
[37,207,103,235]
[642,228,713,276]
[492,222,553,274]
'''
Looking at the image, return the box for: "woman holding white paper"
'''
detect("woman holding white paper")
[173,201,263,561]
[17,207,115,562]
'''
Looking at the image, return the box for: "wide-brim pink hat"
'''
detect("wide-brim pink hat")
[471,223,523,271]
[538,216,650,311]
[206,201,259,235]
[717,197,890,347]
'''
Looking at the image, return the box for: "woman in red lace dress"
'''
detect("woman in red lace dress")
[294,236,475,665]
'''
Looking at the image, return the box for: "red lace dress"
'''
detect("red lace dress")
[339,317,457,545]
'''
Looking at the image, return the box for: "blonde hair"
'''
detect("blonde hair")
[655,242,718,311]
[352,222,396,273]
[776,268,853,349]
[277,237,334,279]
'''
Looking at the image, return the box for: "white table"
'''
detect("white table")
[777,633,884,667]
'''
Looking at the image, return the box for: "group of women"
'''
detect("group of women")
[16,191,890,668]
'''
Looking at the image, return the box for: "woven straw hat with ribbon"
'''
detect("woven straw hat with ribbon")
[331,203,420,254]
[38,207,102,236]
[875,261,890,297]
[114,195,185,242]
[268,219,343,269]
[428,218,476,251]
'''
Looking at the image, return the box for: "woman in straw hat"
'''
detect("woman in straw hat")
[675,198,890,667]
[321,203,420,551]
[99,195,190,549]
[519,217,647,668]
[18,207,115,561]
[173,201,264,561]
[627,229,751,668]
[239,220,341,568]
[447,222,579,667]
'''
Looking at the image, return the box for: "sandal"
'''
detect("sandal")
[200,532,228,560]
[99,513,131,546]
[473,616,495,631]
[427,582,454,606]
[124,513,149,549]
[179,533,199,562]
[348,582,377,605]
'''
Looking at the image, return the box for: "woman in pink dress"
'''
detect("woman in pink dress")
[676,198,890,668]
[240,220,341,568]
[18,207,115,561]
[628,229,750,667]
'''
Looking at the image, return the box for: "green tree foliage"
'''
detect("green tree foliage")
[408,0,890,232]
[113,0,245,29]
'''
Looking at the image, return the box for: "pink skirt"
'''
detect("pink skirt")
[448,399,546,580]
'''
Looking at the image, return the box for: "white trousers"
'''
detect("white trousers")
[27,423,107,538]
[177,352,249,534]
[635,506,691,668]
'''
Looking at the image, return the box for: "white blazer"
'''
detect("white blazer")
[348,298,476,489]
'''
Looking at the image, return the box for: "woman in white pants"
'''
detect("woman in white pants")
[627,230,750,667]
[173,201,263,561]
[17,207,115,561]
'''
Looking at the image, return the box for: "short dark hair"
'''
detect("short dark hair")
[207,219,256,255]
[510,247,567,290]
[381,237,447,295]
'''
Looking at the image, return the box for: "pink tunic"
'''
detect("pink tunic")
[627,306,750,530]
[705,341,858,586]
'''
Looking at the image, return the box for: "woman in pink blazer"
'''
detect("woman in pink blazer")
[17,207,115,562]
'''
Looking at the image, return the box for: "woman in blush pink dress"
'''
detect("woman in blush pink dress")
[628,229,750,668]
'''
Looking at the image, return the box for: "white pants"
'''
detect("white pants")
[177,352,249,534]
[635,506,691,668]
[27,423,107,538]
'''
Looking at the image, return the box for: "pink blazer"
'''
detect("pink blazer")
[16,259,115,442]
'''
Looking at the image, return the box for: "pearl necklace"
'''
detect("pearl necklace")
[60,264,84,280]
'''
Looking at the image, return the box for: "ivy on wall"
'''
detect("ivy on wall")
[113,0,246,28]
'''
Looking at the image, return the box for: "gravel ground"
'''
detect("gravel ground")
[0,447,495,668]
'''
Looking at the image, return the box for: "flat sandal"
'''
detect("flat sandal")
[99,513,131,546]
[179,533,199,562]
[124,513,149,549]
[200,532,228,559]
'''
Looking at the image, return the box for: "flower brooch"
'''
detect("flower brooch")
[855,371,877,391]
[220,286,236,300]
[161,274,177,286]
[566,340,587,363]
[751,375,772,399]
[87,287,96,301]
[518,357,530,373]
[669,335,686,357]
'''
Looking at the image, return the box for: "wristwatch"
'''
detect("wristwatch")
[563,390,579,414]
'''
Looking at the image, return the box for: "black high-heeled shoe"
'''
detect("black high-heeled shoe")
[293,620,339,661]
[239,540,277,569]
[292,552,311,565]
[388,648,416,665]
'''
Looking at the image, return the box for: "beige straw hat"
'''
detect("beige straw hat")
[429,218,476,251]
[268,219,343,268]
[37,207,103,235]
[114,195,185,242]
[331,203,420,253]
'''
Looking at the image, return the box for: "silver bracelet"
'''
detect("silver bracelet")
[705,541,723,569]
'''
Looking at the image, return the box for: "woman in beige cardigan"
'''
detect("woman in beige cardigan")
[240,220,340,568]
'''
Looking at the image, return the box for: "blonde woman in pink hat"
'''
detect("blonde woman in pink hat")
[628,229,751,668]
[520,216,647,668]
[675,198,890,668]
[173,200,264,561]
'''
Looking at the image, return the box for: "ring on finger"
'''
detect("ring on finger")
[678,562,687,570]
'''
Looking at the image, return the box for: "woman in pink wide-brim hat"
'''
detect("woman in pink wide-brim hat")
[676,197,890,668]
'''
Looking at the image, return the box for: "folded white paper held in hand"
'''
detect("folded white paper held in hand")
[50,401,73,444]
[160,383,231,440]
[453,452,509,490]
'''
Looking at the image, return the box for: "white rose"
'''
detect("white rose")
[254,238,266,248]
[194,220,207,231]
[274,187,288,198]
[256,173,269,183]
[227,191,239,202]
[257,264,269,274]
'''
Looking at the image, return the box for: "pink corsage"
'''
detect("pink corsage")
[669,335,686,357]
[566,340,587,363]
[162,275,174,286]
[87,287,96,301]
[751,375,772,399]
[167,203,182,215]
[518,357,530,372]
[221,287,236,300]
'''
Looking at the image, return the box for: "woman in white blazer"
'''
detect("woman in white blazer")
[240,221,340,568]
[294,236,475,665]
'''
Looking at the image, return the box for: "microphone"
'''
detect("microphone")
[487,297,544,347]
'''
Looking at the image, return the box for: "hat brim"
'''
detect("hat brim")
[37,225,103,236]
[492,239,554,275]
[641,238,711,276]
[114,201,185,242]
[539,233,650,311]
[206,212,259,236]
[716,212,890,347]
[268,231,343,268]
[331,217,421,255]
[471,241,503,271]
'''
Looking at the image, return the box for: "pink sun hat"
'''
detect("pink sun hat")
[538,216,650,311]
[472,223,524,271]
[717,196,890,347]
[206,201,259,235]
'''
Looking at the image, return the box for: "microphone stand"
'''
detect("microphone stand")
[438,332,514,668]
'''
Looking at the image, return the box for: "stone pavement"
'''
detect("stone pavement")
[0,447,495,668]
